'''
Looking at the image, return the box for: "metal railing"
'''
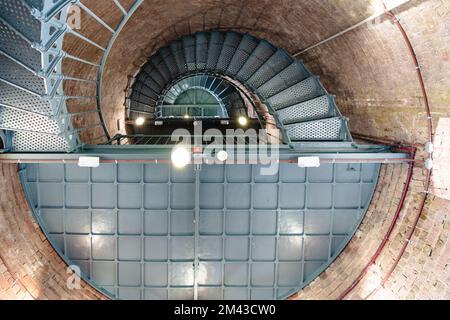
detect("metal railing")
[106,133,266,146]
[13,0,145,151]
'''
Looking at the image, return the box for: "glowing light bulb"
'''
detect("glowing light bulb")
[171,146,191,168]
[184,114,190,119]
[216,150,228,162]
[135,117,145,126]
[238,116,248,126]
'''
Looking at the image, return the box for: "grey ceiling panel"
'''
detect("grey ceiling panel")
[21,162,380,300]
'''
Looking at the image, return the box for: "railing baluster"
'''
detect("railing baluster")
[68,29,107,51]
[59,75,98,84]
[113,0,128,15]
[63,53,100,67]
[77,2,115,33]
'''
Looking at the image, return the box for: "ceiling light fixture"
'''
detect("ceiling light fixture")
[171,146,191,169]
[238,116,248,126]
[135,117,145,126]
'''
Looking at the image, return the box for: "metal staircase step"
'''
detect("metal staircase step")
[195,32,208,71]
[226,33,259,76]
[236,39,276,82]
[0,19,41,71]
[129,99,155,113]
[247,49,293,89]
[0,106,60,134]
[142,62,166,88]
[0,54,45,94]
[149,53,171,83]
[23,0,44,11]
[131,80,158,103]
[285,117,346,141]
[129,90,157,108]
[215,31,242,73]
[160,47,179,80]
[170,40,188,75]
[266,76,325,110]
[182,35,196,72]
[0,81,52,115]
[135,72,163,95]
[0,0,41,42]
[257,61,310,99]
[276,95,337,124]
[11,130,69,152]
[206,31,225,70]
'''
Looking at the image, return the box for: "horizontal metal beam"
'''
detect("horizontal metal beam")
[293,0,411,56]
[0,147,410,163]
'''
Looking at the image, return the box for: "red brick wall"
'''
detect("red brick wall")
[0,164,107,300]
[2,0,449,300]
[291,163,450,300]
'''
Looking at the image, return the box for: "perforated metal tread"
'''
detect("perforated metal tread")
[132,80,159,102]
[134,73,162,95]
[0,106,60,133]
[141,62,166,88]
[226,34,259,76]
[236,40,276,81]
[0,19,42,70]
[169,40,188,75]
[247,49,293,90]
[215,32,242,73]
[182,35,196,72]
[0,81,52,115]
[0,54,45,94]
[285,117,345,141]
[11,130,69,151]
[129,100,156,114]
[159,47,179,79]
[257,62,310,99]
[206,31,225,70]
[267,76,325,111]
[129,91,157,108]
[195,32,208,71]
[150,53,171,83]
[277,95,336,124]
[0,0,41,42]
[21,162,380,300]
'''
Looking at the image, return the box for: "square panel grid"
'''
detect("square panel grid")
[24,162,379,300]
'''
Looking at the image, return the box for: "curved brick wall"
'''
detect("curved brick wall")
[1,0,449,299]
[0,164,106,300]
[294,164,450,300]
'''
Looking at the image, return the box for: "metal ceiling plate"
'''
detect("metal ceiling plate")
[20,162,380,300]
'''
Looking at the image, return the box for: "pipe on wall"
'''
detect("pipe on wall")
[337,145,416,299]
[338,3,434,299]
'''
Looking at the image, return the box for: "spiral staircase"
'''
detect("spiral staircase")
[129,31,351,146]
[0,0,84,152]
[0,0,410,301]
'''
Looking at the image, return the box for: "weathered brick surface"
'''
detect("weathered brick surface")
[290,164,450,300]
[302,0,450,146]
[2,0,449,300]
[0,164,107,300]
